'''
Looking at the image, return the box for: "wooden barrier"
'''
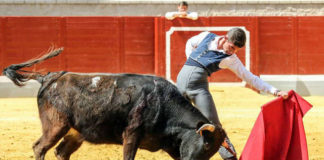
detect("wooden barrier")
[1,16,323,83]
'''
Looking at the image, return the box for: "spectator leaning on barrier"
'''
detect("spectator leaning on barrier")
[165,1,198,20]
[176,28,289,160]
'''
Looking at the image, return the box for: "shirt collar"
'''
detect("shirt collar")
[214,36,225,53]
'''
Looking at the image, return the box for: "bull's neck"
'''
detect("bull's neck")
[165,103,210,133]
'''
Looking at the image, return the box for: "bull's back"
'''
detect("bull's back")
[39,73,158,143]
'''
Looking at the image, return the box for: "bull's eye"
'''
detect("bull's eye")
[203,142,210,150]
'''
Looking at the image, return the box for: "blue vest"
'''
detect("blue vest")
[185,33,231,75]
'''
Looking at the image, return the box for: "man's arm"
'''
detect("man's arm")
[219,54,278,95]
[186,12,198,20]
[185,31,209,58]
[165,12,178,20]
[165,11,198,20]
[220,55,289,98]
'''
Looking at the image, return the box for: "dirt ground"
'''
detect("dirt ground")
[0,86,323,160]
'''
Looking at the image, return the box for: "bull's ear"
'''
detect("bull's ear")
[196,122,215,136]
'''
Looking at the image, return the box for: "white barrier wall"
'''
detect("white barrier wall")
[1,0,324,16]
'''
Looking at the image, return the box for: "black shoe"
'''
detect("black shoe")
[224,156,238,160]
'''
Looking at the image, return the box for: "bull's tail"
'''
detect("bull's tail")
[2,47,64,86]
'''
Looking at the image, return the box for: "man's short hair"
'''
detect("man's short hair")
[227,28,246,48]
[179,1,189,7]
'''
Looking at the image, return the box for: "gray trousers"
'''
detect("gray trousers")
[176,65,236,159]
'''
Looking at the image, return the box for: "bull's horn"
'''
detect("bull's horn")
[222,138,237,157]
[196,124,215,136]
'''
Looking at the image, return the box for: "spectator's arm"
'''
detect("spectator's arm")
[166,11,198,20]
[186,12,198,20]
[165,12,177,20]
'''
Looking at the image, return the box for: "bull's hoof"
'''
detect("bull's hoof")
[54,149,67,160]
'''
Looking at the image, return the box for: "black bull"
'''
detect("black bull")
[3,48,227,160]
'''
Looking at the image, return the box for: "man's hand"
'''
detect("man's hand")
[178,12,187,17]
[175,12,188,18]
[277,90,289,99]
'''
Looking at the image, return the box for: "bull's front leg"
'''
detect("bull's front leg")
[122,129,141,160]
[122,96,146,160]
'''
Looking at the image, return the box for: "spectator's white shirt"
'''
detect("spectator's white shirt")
[186,31,278,95]
[165,11,198,20]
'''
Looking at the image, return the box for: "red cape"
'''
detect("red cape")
[240,90,312,160]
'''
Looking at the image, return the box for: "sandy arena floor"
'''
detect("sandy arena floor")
[0,86,323,160]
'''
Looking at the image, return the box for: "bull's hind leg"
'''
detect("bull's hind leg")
[33,104,70,160]
[54,128,83,160]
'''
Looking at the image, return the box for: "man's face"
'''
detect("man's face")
[223,37,241,55]
[178,5,188,12]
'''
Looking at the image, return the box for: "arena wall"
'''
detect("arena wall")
[1,0,324,16]
[0,1,324,97]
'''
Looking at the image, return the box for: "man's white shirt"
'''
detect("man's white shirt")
[185,31,278,95]
[165,11,198,20]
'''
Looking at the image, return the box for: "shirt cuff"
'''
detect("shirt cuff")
[269,87,279,95]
